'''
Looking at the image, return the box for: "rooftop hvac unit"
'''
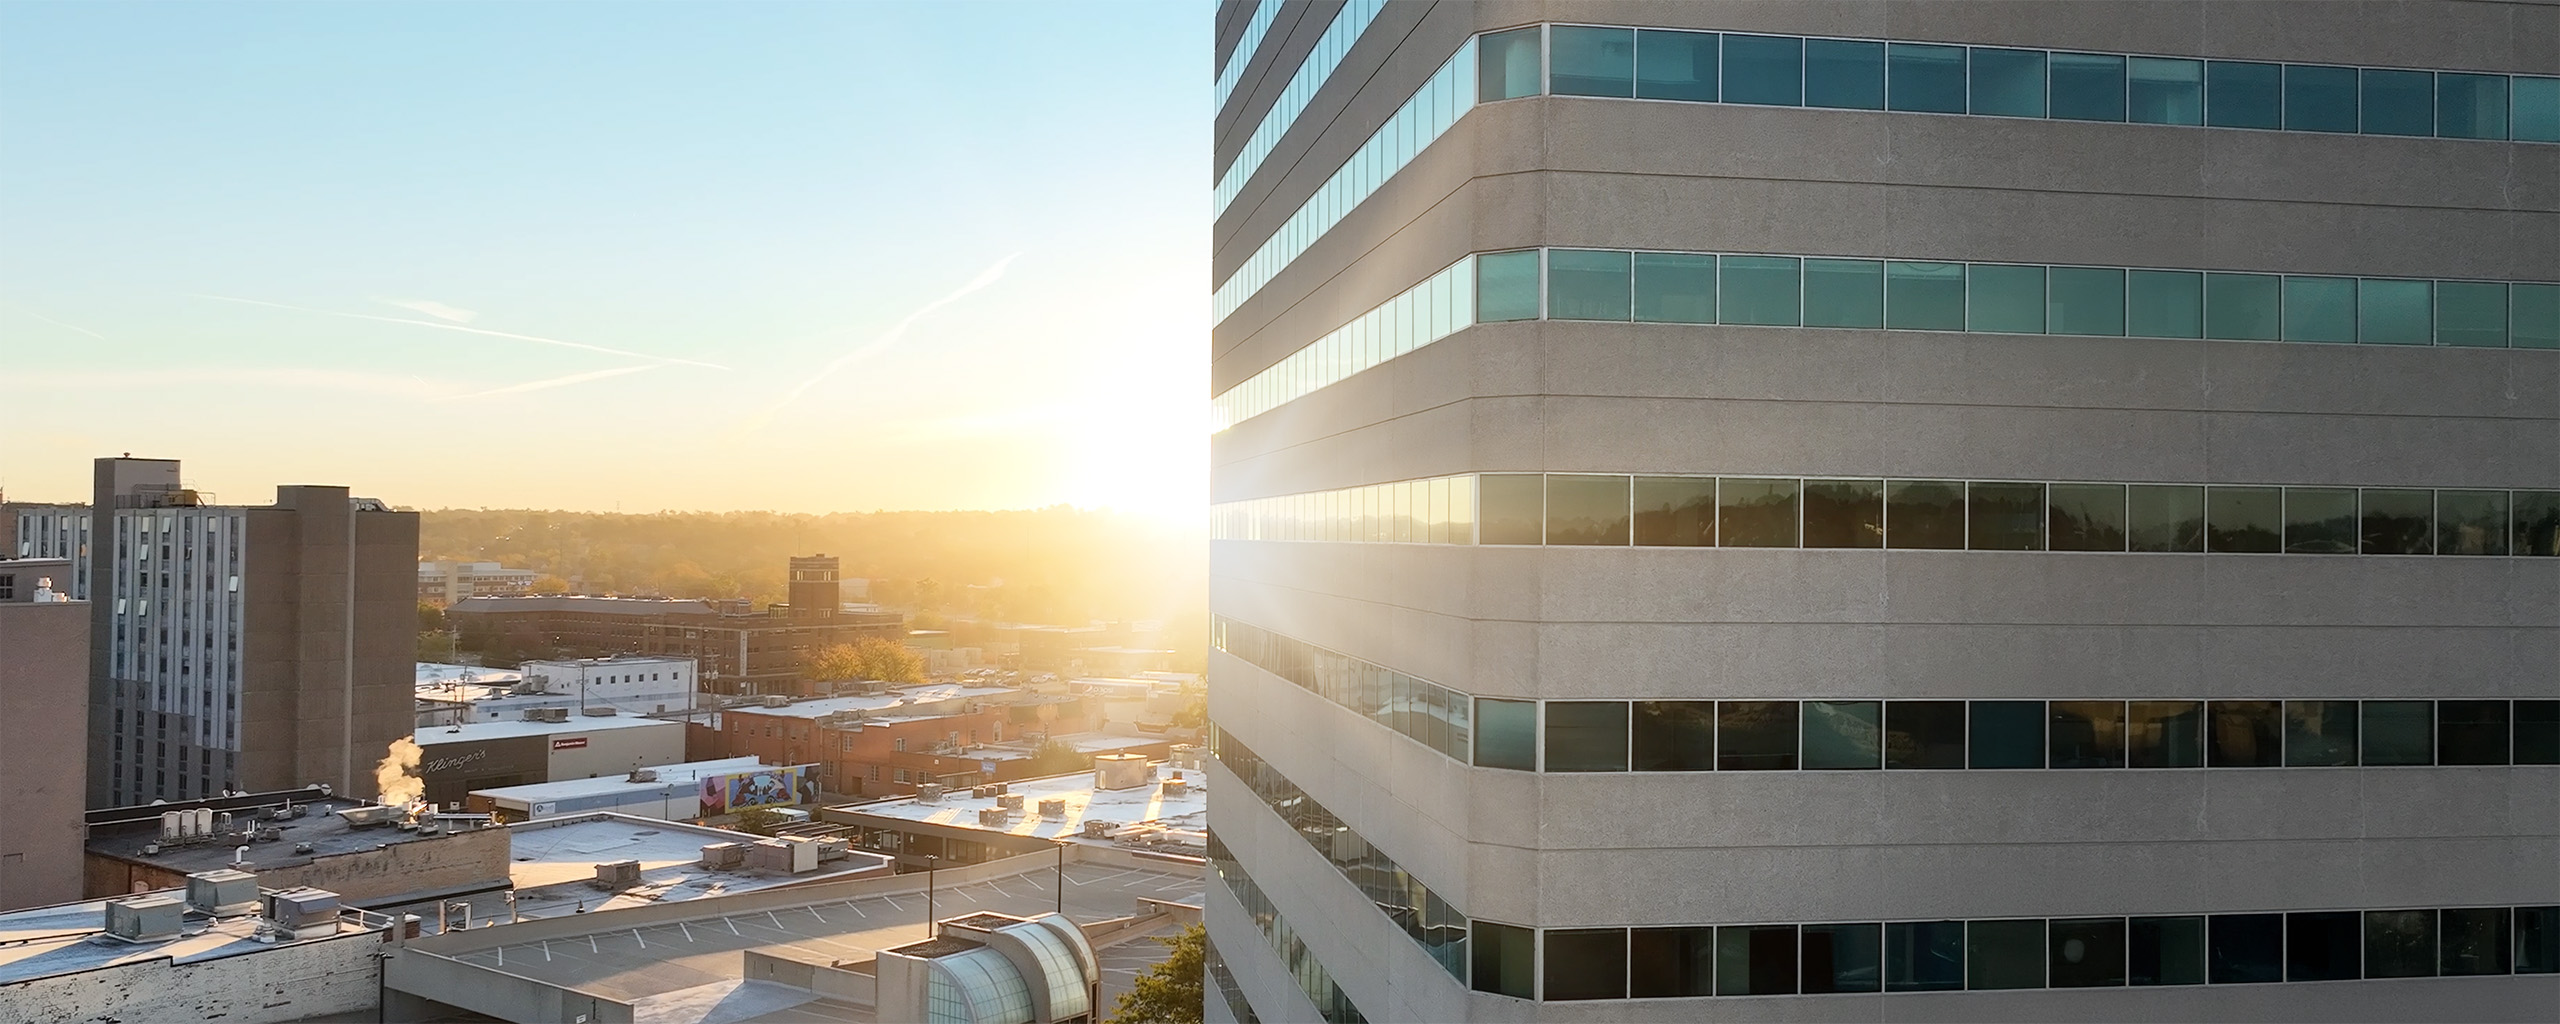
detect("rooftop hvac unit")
[1037,798,1068,820]
[915,784,945,803]
[263,887,342,939]
[591,860,642,890]
[759,695,791,708]
[992,782,1009,796]
[995,793,1025,811]
[103,895,185,943]
[581,707,617,717]
[1092,753,1149,791]
[699,842,749,870]
[1081,819,1117,839]
[186,868,261,917]
[1162,778,1190,799]
[969,785,993,799]
[977,808,1010,827]
[628,769,659,783]
[524,707,569,723]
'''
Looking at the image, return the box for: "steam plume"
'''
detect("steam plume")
[376,737,424,808]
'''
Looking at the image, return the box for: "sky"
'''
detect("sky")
[0,1,1210,518]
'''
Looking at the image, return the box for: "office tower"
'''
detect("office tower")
[1205,2,2559,1020]
[788,553,842,620]
[78,458,418,806]
[0,559,86,910]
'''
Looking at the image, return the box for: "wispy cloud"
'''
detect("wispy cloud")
[735,251,1021,436]
[376,297,478,323]
[439,364,661,401]
[9,366,449,398]
[192,294,728,370]
[1,301,107,340]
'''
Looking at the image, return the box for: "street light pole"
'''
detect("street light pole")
[1053,840,1065,916]
[925,854,938,934]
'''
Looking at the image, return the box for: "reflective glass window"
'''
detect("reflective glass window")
[1718,477,1800,547]
[1630,927,1715,997]
[2437,73,2508,140]
[2050,482,2128,552]
[2524,492,2560,556]
[1472,921,1535,996]
[2525,907,2560,973]
[1802,923,1881,993]
[2206,486,2281,553]
[2362,700,2434,765]
[2129,56,2205,125]
[2287,911,2362,982]
[1803,479,1884,549]
[1887,480,1965,549]
[2206,60,2282,128]
[2126,269,2203,338]
[1969,48,2046,117]
[2050,700,2127,768]
[1718,701,1799,771]
[2436,282,2509,347]
[2050,918,2127,987]
[1474,698,1536,770]
[1549,26,1634,98]
[1635,29,1718,102]
[1722,34,1804,106]
[1886,700,1966,770]
[1886,921,1965,991]
[2283,64,2358,132]
[2365,910,2437,979]
[2516,284,2560,349]
[1886,260,1967,331]
[2437,700,2509,766]
[1803,258,1884,328]
[1548,474,1629,544]
[1719,255,1802,326]
[2438,490,2509,556]
[1805,38,1884,110]
[2050,52,2127,121]
[2284,700,2358,767]
[2359,278,2432,344]
[1632,700,1715,771]
[2441,907,2512,976]
[2360,488,2432,554]
[1477,28,1542,102]
[1547,249,1631,321]
[1969,919,2047,990]
[2208,272,2281,340]
[1474,250,1540,322]
[1544,928,1629,999]
[1633,252,1715,323]
[1802,700,1882,770]
[2518,701,2560,765]
[2362,68,2434,135]
[2209,914,2283,984]
[2130,916,2205,986]
[2127,700,2204,768]
[1633,476,1716,546]
[1968,264,2048,333]
[1888,43,1966,113]
[1544,700,1629,772]
[1478,473,1544,544]
[2280,276,2356,343]
[2283,487,2357,554]
[1969,482,2045,551]
[1969,701,2045,769]
[1717,925,1799,995]
[2516,76,2560,142]
[2208,700,2281,767]
[2049,266,2127,336]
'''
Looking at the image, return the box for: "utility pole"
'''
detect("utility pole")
[924,855,939,936]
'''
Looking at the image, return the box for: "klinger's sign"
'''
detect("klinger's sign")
[423,749,488,773]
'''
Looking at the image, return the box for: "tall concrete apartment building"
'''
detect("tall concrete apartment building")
[13,458,419,807]
[0,559,87,910]
[1206,2,2559,1020]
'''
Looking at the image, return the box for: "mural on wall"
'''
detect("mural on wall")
[700,765,809,816]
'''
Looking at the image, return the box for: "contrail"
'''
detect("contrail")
[740,251,1021,435]
[191,294,728,370]
[439,364,662,401]
[1,301,107,340]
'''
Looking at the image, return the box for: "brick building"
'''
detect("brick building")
[447,588,902,696]
[694,685,1101,799]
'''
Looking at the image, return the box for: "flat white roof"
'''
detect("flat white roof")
[725,684,1017,720]
[421,714,681,743]
[416,661,524,686]
[470,758,767,804]
[504,813,893,915]
[832,769,1208,845]
[0,892,370,985]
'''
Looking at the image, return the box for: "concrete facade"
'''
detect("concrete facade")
[1208,1,2560,1020]
[0,564,88,911]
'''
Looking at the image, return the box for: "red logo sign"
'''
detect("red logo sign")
[551,737,588,750]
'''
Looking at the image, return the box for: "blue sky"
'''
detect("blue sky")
[0,1,1209,515]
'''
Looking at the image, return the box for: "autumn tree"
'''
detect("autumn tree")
[1107,924,1204,1024]
[803,637,926,684]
